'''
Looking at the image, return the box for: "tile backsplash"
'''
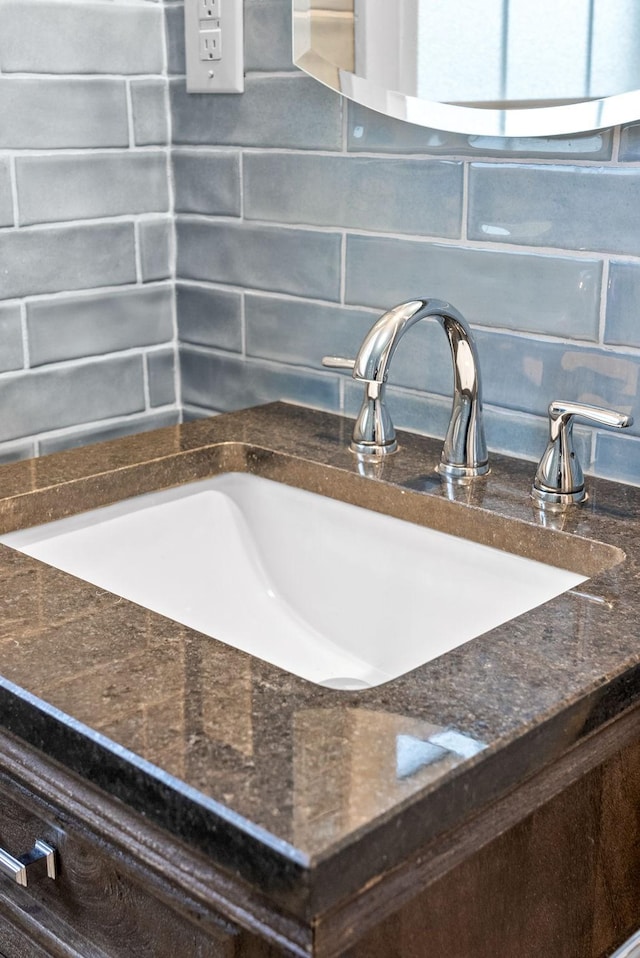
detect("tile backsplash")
[0,0,177,462]
[3,0,640,486]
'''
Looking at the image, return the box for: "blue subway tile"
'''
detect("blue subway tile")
[244,153,463,238]
[346,103,613,160]
[0,303,23,372]
[173,151,241,216]
[469,163,640,255]
[0,160,13,227]
[39,411,180,456]
[180,347,340,414]
[0,356,146,443]
[132,80,169,147]
[246,294,377,369]
[605,262,640,347]
[139,219,173,282]
[148,349,177,407]
[345,235,601,340]
[26,286,174,367]
[177,220,342,301]
[595,432,640,486]
[0,223,137,300]
[16,153,169,226]
[245,0,295,72]
[170,76,342,150]
[0,0,164,74]
[0,78,128,150]
[177,284,242,352]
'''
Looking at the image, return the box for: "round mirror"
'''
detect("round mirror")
[293,0,640,137]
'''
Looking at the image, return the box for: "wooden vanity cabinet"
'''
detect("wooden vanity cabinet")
[2,707,640,958]
[0,771,242,958]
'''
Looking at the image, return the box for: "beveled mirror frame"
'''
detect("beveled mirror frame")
[292,0,640,137]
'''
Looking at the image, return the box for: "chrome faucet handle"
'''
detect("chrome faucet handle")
[321,356,356,370]
[322,355,397,455]
[532,400,633,506]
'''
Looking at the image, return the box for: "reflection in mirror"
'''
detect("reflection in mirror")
[293,0,640,136]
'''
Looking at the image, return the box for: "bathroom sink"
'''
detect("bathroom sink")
[0,473,586,689]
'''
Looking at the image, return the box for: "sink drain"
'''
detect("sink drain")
[318,677,371,690]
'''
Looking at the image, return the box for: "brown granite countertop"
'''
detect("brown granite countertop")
[0,402,639,919]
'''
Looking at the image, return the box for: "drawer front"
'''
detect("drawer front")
[0,778,239,958]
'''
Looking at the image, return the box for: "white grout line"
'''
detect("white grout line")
[142,351,151,409]
[133,219,143,284]
[339,232,347,305]
[172,211,635,263]
[461,162,470,242]
[19,301,30,370]
[598,257,610,345]
[160,0,182,423]
[8,156,20,228]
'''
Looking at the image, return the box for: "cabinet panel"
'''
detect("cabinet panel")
[0,780,238,958]
[341,739,640,958]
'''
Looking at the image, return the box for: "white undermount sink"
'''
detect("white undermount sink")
[0,473,587,689]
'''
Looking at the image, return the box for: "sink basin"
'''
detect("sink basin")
[0,472,587,689]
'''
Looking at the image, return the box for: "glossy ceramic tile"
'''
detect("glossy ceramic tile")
[619,122,640,161]
[469,163,640,255]
[595,430,640,484]
[15,153,169,226]
[244,0,294,72]
[344,235,602,339]
[170,76,343,151]
[346,102,613,159]
[0,304,23,373]
[139,219,172,283]
[38,410,180,456]
[176,220,342,301]
[131,80,170,147]
[147,349,177,408]
[244,153,463,238]
[0,160,13,227]
[0,440,34,465]
[173,151,241,216]
[605,262,640,347]
[0,0,164,74]
[245,294,378,369]
[0,356,145,443]
[26,286,173,367]
[0,223,137,301]
[179,348,340,414]
[164,4,186,76]
[0,78,128,150]
[474,330,640,428]
[177,284,242,352]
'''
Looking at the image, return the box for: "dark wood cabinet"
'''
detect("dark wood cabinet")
[2,714,640,958]
[341,740,640,958]
[0,775,240,957]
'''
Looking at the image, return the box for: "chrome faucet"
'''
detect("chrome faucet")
[323,298,489,479]
[532,400,633,506]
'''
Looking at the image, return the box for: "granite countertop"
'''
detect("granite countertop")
[0,401,639,919]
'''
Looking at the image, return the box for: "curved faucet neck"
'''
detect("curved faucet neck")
[352,299,488,478]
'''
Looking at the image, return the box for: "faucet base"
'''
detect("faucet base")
[531,485,587,508]
[350,438,398,456]
[438,461,490,480]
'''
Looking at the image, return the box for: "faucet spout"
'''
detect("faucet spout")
[351,299,489,478]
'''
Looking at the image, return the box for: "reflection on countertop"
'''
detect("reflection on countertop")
[0,401,638,913]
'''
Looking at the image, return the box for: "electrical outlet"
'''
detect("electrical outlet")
[199,29,222,61]
[184,0,243,93]
[200,0,221,17]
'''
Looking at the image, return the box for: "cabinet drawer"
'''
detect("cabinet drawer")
[0,777,239,958]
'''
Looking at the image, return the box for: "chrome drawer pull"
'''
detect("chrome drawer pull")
[0,839,57,887]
